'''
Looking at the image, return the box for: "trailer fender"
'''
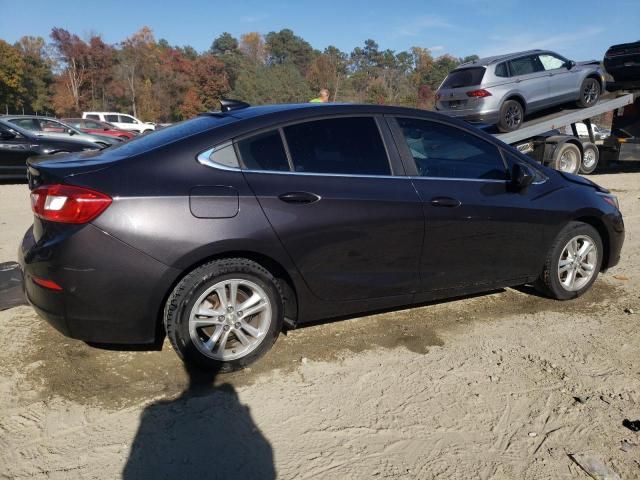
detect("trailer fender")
[542,135,584,166]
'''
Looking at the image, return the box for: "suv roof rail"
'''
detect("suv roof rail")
[219,98,250,112]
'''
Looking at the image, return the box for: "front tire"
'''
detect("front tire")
[535,222,602,300]
[497,99,524,132]
[579,142,599,174]
[164,258,284,372]
[576,78,600,108]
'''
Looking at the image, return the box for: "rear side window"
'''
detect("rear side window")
[396,117,507,180]
[283,117,390,175]
[85,120,102,128]
[441,67,486,88]
[237,130,290,172]
[105,114,119,122]
[495,62,509,78]
[509,56,544,76]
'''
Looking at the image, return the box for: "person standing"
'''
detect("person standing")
[310,88,330,103]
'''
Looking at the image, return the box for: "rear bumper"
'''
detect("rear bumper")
[19,223,181,344]
[437,108,500,126]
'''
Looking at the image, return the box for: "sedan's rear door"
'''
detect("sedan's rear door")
[238,116,424,301]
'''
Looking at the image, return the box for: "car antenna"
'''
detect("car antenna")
[220,98,250,112]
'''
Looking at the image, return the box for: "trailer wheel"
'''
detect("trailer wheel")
[579,142,599,174]
[551,143,581,174]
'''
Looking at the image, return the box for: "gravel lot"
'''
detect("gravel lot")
[1,171,639,479]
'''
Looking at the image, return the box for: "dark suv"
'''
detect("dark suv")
[19,101,625,371]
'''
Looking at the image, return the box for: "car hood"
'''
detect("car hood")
[559,171,608,192]
[576,60,601,66]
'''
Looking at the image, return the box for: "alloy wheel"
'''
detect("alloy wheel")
[557,235,598,291]
[504,104,522,129]
[188,279,272,361]
[582,80,599,105]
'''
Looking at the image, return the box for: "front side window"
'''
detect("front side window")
[237,130,290,172]
[538,54,566,70]
[396,117,507,180]
[509,56,544,76]
[40,119,67,133]
[119,115,135,124]
[105,114,119,122]
[283,117,391,175]
[85,120,102,128]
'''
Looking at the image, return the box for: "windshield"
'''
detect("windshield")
[441,67,486,89]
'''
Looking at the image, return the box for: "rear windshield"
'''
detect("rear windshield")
[441,67,486,89]
[96,115,237,160]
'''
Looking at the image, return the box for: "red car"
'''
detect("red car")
[62,118,136,140]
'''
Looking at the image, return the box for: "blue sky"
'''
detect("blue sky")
[0,0,637,60]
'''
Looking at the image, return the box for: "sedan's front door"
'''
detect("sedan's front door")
[0,127,32,177]
[390,116,546,293]
[238,116,424,301]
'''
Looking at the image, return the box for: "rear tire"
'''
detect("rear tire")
[579,142,599,174]
[576,78,600,108]
[497,99,524,132]
[164,258,284,372]
[550,143,581,174]
[535,222,602,300]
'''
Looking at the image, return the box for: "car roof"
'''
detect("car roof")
[2,115,59,121]
[457,49,548,68]
[204,102,447,123]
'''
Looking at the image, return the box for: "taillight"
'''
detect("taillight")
[466,89,492,98]
[32,276,63,291]
[30,184,112,224]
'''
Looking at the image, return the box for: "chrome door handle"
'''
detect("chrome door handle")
[278,192,321,204]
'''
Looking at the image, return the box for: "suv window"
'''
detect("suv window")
[283,117,390,175]
[538,54,565,70]
[86,114,99,120]
[119,115,135,124]
[441,67,486,89]
[396,117,507,180]
[237,130,290,172]
[105,114,119,122]
[508,56,544,76]
[494,62,509,78]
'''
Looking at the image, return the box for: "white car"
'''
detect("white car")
[82,112,156,134]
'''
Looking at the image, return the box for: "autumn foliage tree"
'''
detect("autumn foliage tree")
[1,26,477,121]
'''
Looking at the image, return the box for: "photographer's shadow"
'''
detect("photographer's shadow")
[123,362,275,480]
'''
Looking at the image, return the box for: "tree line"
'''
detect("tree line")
[0,27,478,122]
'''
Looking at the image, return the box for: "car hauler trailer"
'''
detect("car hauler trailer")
[491,92,638,174]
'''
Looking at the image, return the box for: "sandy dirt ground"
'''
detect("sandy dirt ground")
[1,171,639,479]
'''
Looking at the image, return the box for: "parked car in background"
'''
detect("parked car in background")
[82,112,156,134]
[20,101,624,372]
[436,49,606,132]
[604,40,640,83]
[569,122,610,141]
[0,119,99,180]
[2,116,121,147]
[62,118,136,140]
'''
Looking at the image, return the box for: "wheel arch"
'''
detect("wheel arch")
[155,249,300,342]
[502,93,527,113]
[573,216,611,270]
[585,72,605,91]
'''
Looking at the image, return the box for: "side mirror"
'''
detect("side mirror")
[566,60,576,70]
[67,128,75,135]
[511,163,535,189]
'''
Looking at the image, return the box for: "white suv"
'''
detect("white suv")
[82,112,155,134]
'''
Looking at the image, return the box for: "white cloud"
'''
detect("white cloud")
[478,26,605,58]
[394,15,453,37]
[240,14,268,23]
[428,45,445,52]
